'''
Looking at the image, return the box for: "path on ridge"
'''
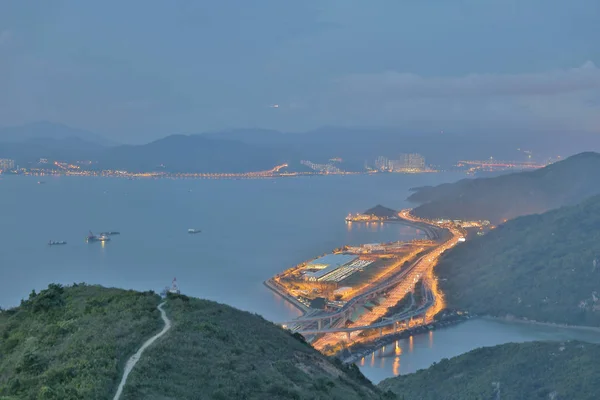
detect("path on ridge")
[113,301,172,400]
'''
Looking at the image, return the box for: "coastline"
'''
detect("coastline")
[341,313,471,363]
[263,278,310,315]
[1,169,439,180]
[263,213,446,321]
[483,315,600,333]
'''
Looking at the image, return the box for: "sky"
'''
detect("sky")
[0,0,599,142]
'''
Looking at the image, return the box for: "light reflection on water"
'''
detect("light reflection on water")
[359,318,600,384]
[269,290,303,319]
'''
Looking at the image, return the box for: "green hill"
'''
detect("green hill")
[379,340,600,400]
[436,194,600,326]
[0,284,161,399]
[408,152,600,223]
[0,284,389,400]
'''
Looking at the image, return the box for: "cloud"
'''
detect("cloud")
[317,63,600,133]
[337,62,600,98]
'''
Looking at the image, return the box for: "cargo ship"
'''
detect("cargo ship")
[86,231,110,242]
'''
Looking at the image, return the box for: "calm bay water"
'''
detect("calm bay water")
[0,173,458,319]
[2,172,596,384]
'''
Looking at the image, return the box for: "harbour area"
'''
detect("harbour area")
[266,206,490,356]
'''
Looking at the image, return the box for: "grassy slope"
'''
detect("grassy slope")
[0,286,389,400]
[0,284,161,400]
[122,294,388,400]
[409,152,600,223]
[436,194,600,326]
[379,341,600,400]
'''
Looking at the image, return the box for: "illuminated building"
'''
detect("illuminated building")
[376,154,426,172]
[375,156,389,171]
[0,158,15,173]
[303,254,358,281]
[399,153,425,170]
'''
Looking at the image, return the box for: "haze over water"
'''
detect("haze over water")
[0,173,459,318]
[4,172,597,384]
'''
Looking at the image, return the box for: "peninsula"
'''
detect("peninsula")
[265,206,487,354]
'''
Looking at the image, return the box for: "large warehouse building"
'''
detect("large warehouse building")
[303,254,359,282]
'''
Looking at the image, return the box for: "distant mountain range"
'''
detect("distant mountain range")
[0,123,292,173]
[408,152,600,223]
[1,122,600,173]
[96,134,291,173]
[0,121,116,147]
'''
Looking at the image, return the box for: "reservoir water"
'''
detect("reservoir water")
[2,173,597,383]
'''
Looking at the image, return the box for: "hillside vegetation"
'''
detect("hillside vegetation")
[122,293,388,400]
[0,284,161,399]
[379,341,600,400]
[436,194,600,326]
[0,285,390,400]
[408,152,600,223]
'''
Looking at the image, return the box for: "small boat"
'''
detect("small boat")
[48,240,67,246]
[38,181,46,184]
[188,228,201,234]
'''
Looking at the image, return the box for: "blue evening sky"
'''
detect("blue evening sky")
[1,0,598,142]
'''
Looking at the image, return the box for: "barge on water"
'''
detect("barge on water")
[86,231,110,243]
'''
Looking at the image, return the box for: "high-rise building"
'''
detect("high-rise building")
[388,159,401,171]
[0,158,15,173]
[399,153,425,170]
[375,156,389,171]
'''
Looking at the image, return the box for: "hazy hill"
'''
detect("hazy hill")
[96,134,290,173]
[0,121,115,147]
[0,284,388,400]
[436,194,600,326]
[0,132,288,173]
[0,138,103,168]
[205,127,600,170]
[364,205,398,218]
[379,341,600,400]
[408,152,600,223]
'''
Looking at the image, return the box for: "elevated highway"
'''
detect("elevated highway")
[279,251,432,330]
[292,286,434,336]
[273,209,460,347]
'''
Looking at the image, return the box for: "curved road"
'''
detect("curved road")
[113,302,172,400]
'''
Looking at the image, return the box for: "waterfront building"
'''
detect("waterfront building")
[399,153,426,170]
[304,254,358,281]
[375,156,389,171]
[0,158,15,173]
[376,153,426,172]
